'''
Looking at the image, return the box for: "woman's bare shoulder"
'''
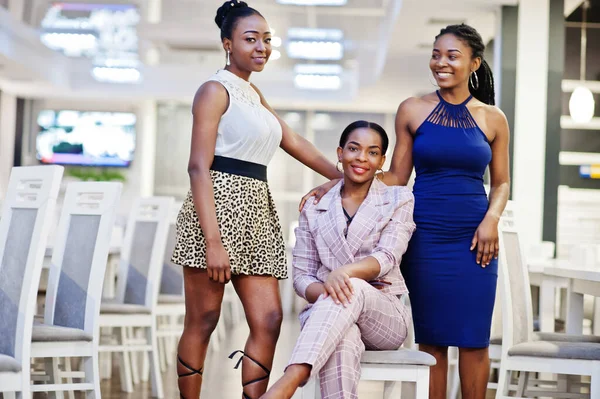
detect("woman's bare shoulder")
[191,81,228,113]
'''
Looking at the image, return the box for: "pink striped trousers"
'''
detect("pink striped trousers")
[288,278,410,399]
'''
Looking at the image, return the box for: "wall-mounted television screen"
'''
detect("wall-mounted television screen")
[36,110,136,167]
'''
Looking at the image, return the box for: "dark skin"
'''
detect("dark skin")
[299,34,510,399]
[178,13,341,398]
[261,128,388,399]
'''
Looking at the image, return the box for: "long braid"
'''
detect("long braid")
[436,24,495,105]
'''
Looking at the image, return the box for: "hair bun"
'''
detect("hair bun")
[215,0,249,29]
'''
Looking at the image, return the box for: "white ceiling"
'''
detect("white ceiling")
[0,0,583,111]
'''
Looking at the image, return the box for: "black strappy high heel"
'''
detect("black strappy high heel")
[177,355,203,399]
[229,350,271,399]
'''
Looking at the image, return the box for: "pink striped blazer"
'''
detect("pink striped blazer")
[293,178,416,299]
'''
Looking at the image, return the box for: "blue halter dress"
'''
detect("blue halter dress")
[401,91,497,348]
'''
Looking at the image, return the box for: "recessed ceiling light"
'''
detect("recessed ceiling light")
[270,49,282,60]
[288,27,343,41]
[294,74,341,90]
[271,37,282,47]
[41,32,97,57]
[277,0,347,5]
[287,41,343,60]
[427,18,465,25]
[294,64,342,75]
[92,67,141,84]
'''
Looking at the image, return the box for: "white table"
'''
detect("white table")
[543,264,600,335]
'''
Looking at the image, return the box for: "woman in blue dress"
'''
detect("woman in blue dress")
[301,24,510,399]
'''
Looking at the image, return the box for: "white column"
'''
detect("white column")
[8,0,24,21]
[513,0,550,248]
[135,0,161,197]
[0,92,17,200]
[138,100,157,197]
[144,0,161,66]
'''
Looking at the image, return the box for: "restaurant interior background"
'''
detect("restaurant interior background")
[1,0,599,259]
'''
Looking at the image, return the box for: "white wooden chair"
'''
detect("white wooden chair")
[98,196,174,399]
[301,303,436,399]
[0,165,64,398]
[496,202,600,399]
[29,182,122,398]
[302,347,435,399]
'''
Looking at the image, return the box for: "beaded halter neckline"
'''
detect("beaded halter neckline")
[424,91,478,129]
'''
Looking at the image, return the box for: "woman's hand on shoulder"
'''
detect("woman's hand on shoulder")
[298,179,340,211]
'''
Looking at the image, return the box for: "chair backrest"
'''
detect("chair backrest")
[159,201,183,296]
[44,182,122,340]
[116,196,174,309]
[0,165,63,364]
[498,200,535,351]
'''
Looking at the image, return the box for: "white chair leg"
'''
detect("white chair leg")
[448,347,460,399]
[166,315,178,366]
[44,358,65,399]
[495,364,509,399]
[517,371,530,397]
[158,333,168,373]
[415,367,430,399]
[148,322,165,398]
[118,327,134,393]
[129,327,140,385]
[99,327,113,379]
[591,362,600,399]
[84,353,101,399]
[382,381,402,398]
[400,382,416,398]
[141,348,150,383]
[63,358,76,399]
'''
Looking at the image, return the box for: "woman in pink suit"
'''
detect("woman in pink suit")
[261,121,416,399]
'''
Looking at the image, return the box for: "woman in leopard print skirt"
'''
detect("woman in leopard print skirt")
[171,2,341,398]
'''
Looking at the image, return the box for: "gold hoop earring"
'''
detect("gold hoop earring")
[226,50,231,66]
[336,161,343,173]
[377,169,385,180]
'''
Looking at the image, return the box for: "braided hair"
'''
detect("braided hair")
[215,0,263,40]
[436,24,495,105]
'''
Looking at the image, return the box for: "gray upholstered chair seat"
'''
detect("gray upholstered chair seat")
[490,335,502,345]
[490,332,600,346]
[101,302,152,314]
[32,323,93,342]
[361,348,437,366]
[508,341,600,360]
[158,294,185,304]
[0,354,21,372]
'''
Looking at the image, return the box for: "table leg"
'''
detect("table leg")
[565,279,584,335]
[539,277,557,332]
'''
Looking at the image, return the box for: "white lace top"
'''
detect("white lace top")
[207,69,282,166]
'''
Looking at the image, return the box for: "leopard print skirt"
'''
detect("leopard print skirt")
[171,170,287,279]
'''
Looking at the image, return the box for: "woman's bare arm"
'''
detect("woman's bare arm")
[384,98,416,186]
[187,81,231,282]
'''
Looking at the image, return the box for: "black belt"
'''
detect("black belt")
[210,155,267,182]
